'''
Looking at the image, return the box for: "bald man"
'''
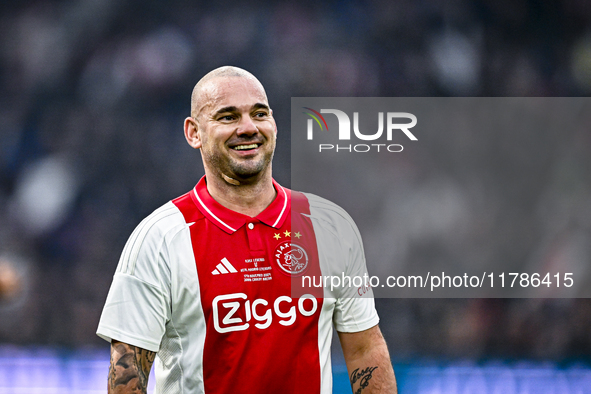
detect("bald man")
[97,66,396,394]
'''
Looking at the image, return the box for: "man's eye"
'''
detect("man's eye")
[254,112,267,118]
[219,115,235,121]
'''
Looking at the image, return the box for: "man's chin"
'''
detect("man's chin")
[229,158,271,179]
[231,170,263,182]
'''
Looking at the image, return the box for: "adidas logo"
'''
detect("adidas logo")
[212,258,238,275]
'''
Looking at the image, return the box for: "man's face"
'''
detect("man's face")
[195,76,277,182]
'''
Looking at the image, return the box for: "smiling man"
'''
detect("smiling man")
[97,66,397,394]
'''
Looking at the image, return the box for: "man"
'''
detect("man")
[97,66,396,394]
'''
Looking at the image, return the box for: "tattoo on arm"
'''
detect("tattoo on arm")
[350,366,378,394]
[109,341,156,394]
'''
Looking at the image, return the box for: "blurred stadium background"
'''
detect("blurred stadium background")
[1,0,591,392]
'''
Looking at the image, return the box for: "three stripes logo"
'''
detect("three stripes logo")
[212,258,238,275]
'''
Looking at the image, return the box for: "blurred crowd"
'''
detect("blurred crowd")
[0,0,591,362]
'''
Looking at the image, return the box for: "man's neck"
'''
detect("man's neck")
[204,171,277,217]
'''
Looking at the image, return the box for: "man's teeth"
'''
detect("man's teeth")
[233,144,258,150]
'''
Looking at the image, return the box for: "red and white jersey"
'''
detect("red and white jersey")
[97,176,378,394]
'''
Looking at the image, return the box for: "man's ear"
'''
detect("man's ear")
[184,117,202,149]
[270,109,277,136]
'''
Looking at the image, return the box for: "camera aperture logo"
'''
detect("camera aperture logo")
[302,107,417,153]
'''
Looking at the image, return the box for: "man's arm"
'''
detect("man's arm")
[108,340,156,394]
[338,325,397,394]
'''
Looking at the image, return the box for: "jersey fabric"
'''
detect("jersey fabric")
[97,176,378,394]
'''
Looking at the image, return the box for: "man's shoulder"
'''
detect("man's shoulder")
[130,199,189,244]
[116,200,190,276]
[291,191,360,240]
[297,191,355,224]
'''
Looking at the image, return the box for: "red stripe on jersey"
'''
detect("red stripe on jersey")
[289,191,323,300]
[172,179,323,394]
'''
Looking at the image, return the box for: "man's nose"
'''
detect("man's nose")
[236,115,258,136]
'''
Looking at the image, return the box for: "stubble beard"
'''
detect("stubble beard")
[204,144,275,182]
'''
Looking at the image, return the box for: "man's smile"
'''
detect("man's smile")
[232,143,261,151]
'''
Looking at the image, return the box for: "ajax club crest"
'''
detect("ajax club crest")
[275,241,309,276]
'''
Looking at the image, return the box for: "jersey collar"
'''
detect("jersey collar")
[191,176,290,234]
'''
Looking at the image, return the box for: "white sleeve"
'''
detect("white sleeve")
[97,204,179,352]
[307,194,380,333]
[332,217,379,332]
